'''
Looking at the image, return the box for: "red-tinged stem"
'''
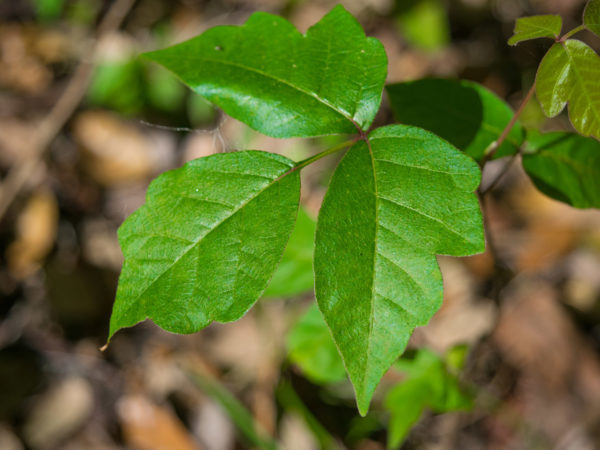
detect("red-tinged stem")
[479,82,536,170]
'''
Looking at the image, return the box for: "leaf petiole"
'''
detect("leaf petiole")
[559,24,585,41]
[293,138,358,171]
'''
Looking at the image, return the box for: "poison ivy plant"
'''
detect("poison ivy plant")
[314,125,483,414]
[109,1,600,419]
[536,40,600,140]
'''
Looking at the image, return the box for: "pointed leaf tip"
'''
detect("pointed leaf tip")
[508,14,562,46]
[314,125,484,413]
[109,151,301,338]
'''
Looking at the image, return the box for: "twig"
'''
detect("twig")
[0,0,136,221]
[479,151,520,195]
[479,82,535,168]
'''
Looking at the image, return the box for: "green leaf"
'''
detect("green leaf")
[143,5,387,138]
[314,125,484,415]
[507,14,562,46]
[396,0,450,52]
[386,79,525,161]
[287,303,347,384]
[536,40,600,140]
[33,0,64,22]
[87,59,146,115]
[386,350,473,448]
[188,370,279,450]
[522,131,600,208]
[108,151,300,340]
[584,0,600,37]
[263,207,316,298]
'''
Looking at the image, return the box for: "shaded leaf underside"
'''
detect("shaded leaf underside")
[523,131,600,208]
[386,79,524,160]
[314,125,484,414]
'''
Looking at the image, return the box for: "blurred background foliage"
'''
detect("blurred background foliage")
[1,0,600,449]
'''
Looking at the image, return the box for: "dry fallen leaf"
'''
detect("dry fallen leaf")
[6,189,58,279]
[117,395,202,450]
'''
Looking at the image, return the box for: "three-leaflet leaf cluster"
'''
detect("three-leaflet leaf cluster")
[108,2,600,415]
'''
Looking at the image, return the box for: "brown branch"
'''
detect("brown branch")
[0,0,136,221]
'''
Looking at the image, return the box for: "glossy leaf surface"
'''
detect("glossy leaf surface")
[507,14,562,45]
[263,207,316,298]
[109,151,300,340]
[536,40,600,140]
[386,350,473,448]
[386,79,524,160]
[523,131,600,208]
[314,125,484,415]
[585,0,600,37]
[287,303,347,384]
[143,5,387,138]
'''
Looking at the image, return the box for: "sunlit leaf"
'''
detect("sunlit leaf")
[507,15,562,46]
[314,125,484,415]
[386,350,473,448]
[143,5,387,138]
[536,39,600,140]
[523,131,600,208]
[263,207,316,298]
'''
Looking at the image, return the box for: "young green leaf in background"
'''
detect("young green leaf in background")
[143,5,387,138]
[386,349,473,448]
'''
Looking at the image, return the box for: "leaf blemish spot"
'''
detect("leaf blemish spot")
[215,45,223,51]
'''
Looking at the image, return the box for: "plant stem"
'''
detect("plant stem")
[479,82,536,168]
[294,138,358,171]
[559,24,585,41]
[479,151,520,195]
